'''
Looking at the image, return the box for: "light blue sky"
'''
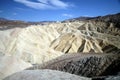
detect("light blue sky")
[0,0,120,21]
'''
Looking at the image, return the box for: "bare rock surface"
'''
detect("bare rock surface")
[105,76,120,80]
[92,75,120,80]
[0,55,32,80]
[0,13,120,79]
[0,28,22,53]
[28,53,120,77]
[50,22,120,53]
[0,21,120,64]
[4,69,91,80]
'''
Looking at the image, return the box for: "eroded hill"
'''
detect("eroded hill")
[0,13,120,79]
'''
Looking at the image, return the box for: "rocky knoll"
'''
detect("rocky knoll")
[28,53,120,77]
[3,69,91,80]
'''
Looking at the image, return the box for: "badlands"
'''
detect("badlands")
[0,13,120,80]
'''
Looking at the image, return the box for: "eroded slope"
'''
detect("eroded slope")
[0,21,120,64]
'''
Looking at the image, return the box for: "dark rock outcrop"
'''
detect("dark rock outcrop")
[28,53,120,77]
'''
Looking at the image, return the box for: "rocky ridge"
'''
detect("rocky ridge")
[28,53,120,77]
[0,21,119,64]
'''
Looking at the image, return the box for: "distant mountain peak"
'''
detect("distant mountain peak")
[0,17,8,21]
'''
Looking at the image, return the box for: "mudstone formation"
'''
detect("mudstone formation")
[0,13,120,80]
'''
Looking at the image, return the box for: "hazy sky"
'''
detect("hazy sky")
[0,0,120,21]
